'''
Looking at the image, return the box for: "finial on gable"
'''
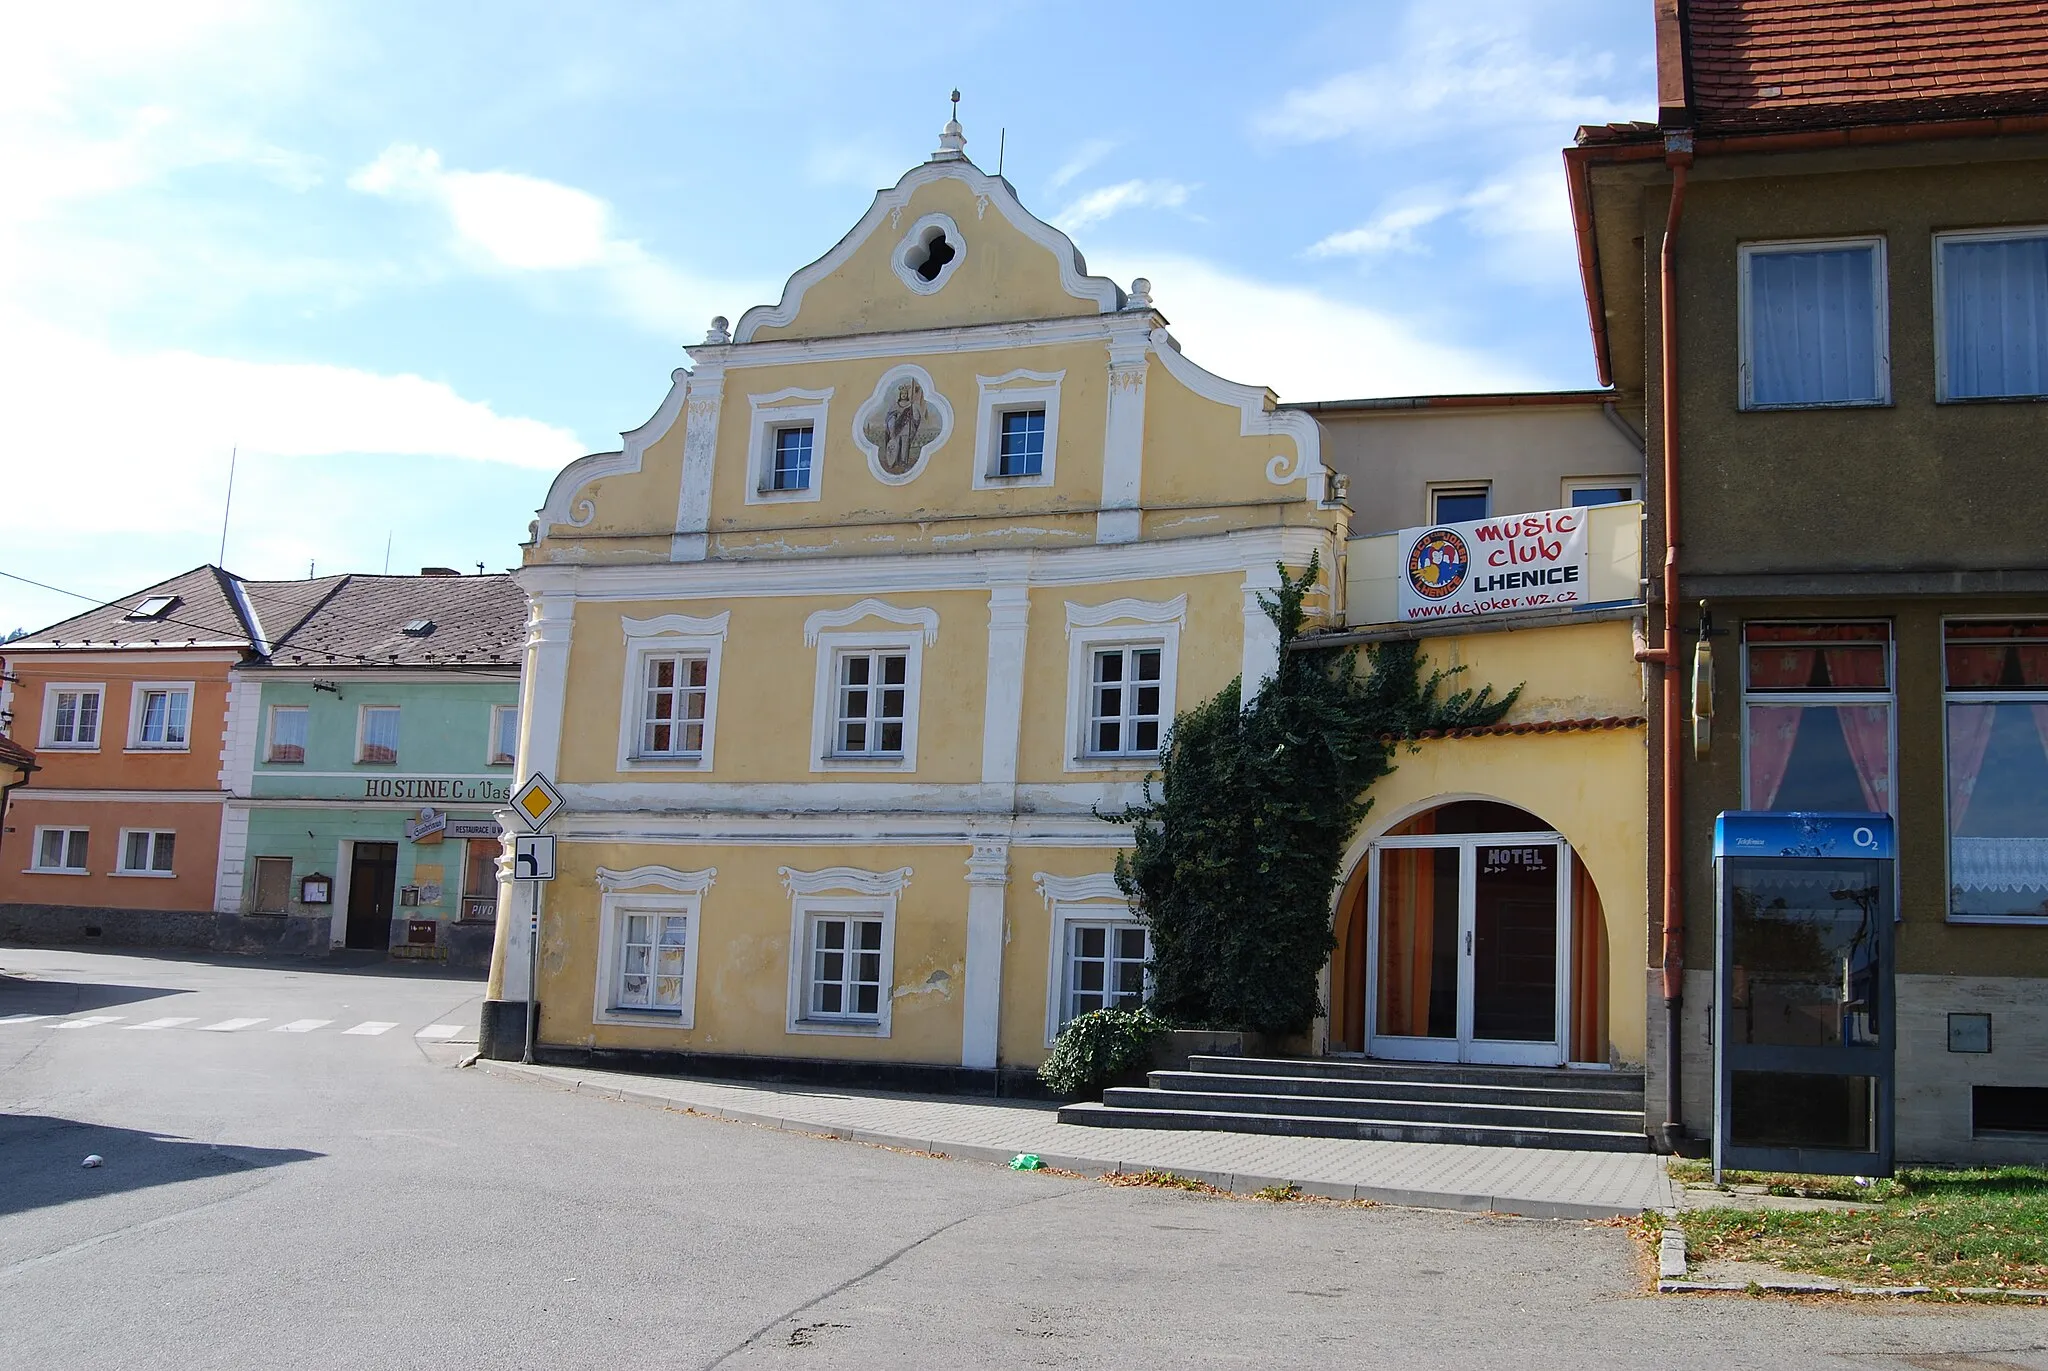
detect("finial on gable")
[933,88,968,162]
[1126,277,1153,311]
[704,315,730,344]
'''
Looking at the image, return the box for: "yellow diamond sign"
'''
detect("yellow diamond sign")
[511,772,564,832]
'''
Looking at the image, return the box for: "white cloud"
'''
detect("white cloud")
[1046,137,1117,192]
[1056,179,1196,232]
[1308,156,1577,285]
[1307,199,1455,258]
[1090,252,1543,403]
[803,138,905,190]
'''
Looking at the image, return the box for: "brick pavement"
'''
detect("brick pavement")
[483,1060,1676,1219]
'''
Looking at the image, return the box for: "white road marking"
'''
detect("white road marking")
[343,1021,397,1036]
[123,1017,199,1031]
[195,1018,266,1032]
[0,1014,50,1025]
[414,1024,463,1040]
[53,1016,124,1029]
[274,1019,333,1033]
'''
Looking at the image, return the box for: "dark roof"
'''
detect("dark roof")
[266,574,525,669]
[8,565,260,650]
[1683,0,2048,133]
[0,733,38,775]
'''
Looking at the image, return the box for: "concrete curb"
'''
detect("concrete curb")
[482,1061,1647,1222]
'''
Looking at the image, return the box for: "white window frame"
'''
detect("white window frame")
[1037,872,1143,1045]
[266,704,309,765]
[355,704,400,765]
[1738,236,1892,411]
[40,683,104,750]
[891,211,966,295]
[127,681,194,752]
[1563,477,1643,507]
[593,895,703,1026]
[1934,224,2048,403]
[744,387,832,505]
[971,369,1063,490]
[488,703,519,766]
[28,826,89,875]
[1738,620,1897,815]
[1064,597,1184,773]
[805,604,936,775]
[1427,482,1492,525]
[782,866,908,1038]
[115,827,177,877]
[617,612,729,773]
[1940,615,2048,925]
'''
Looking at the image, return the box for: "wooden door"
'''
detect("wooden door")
[346,843,398,949]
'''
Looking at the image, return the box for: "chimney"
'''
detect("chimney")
[419,566,462,578]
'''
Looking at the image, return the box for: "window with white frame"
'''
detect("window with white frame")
[1064,598,1183,771]
[1944,620,2048,921]
[43,685,102,748]
[358,706,399,764]
[831,650,908,758]
[132,685,191,748]
[33,827,88,873]
[118,829,176,875]
[592,874,710,1026]
[972,370,1063,489]
[1937,227,2048,401]
[1430,484,1490,525]
[615,911,692,1011]
[1740,238,1890,409]
[745,389,832,504]
[267,705,308,764]
[618,613,728,772]
[1063,920,1150,1022]
[1564,478,1642,509]
[1087,645,1164,757]
[1742,622,1894,813]
[805,914,885,1020]
[489,704,519,765]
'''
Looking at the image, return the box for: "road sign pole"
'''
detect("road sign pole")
[523,879,543,1065]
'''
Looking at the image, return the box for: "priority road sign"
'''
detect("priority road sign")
[513,834,556,881]
[511,772,564,831]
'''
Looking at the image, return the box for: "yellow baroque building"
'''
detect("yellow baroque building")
[483,119,1345,1080]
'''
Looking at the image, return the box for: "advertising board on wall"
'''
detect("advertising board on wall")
[1395,506,1591,623]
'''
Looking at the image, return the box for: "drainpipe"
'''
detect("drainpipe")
[1631,130,1691,1154]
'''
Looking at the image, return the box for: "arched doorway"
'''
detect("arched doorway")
[1330,800,1610,1066]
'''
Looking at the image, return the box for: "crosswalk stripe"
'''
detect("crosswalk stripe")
[275,1019,333,1033]
[343,1021,397,1036]
[414,1024,463,1040]
[124,1017,199,1030]
[196,1017,266,1032]
[0,1014,50,1025]
[53,1016,124,1029]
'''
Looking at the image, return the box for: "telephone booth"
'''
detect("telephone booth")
[1713,812,1895,1179]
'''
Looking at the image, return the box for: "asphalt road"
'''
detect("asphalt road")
[3,948,2045,1370]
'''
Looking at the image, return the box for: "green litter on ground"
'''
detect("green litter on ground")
[1009,1153,1044,1171]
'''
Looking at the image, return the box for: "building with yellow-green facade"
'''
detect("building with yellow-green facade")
[483,116,1654,1133]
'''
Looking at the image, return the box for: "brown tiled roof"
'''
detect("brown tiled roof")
[266,574,525,670]
[7,566,260,650]
[1684,0,2048,132]
[0,733,38,774]
[1382,715,1647,743]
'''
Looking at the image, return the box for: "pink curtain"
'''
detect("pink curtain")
[1948,644,2010,688]
[1823,646,1888,689]
[1949,704,1998,832]
[1837,706,1891,812]
[1750,647,1819,689]
[1747,706,1803,809]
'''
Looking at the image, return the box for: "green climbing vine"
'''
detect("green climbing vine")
[1106,552,1519,1037]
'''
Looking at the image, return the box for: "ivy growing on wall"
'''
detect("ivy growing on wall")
[1106,553,1519,1037]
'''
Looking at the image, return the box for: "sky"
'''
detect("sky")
[0,0,1655,635]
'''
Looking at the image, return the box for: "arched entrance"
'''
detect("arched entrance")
[1330,799,1610,1066]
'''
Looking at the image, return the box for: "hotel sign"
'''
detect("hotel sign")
[1396,506,1591,623]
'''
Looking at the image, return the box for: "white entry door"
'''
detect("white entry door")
[1363,831,1573,1066]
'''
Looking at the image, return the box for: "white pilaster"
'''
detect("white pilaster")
[1097,329,1150,545]
[978,582,1031,786]
[213,672,261,912]
[498,585,576,1001]
[671,363,726,563]
[1241,562,1285,698]
[961,834,1010,1070]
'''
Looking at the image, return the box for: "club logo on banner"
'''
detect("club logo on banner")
[1395,507,1590,622]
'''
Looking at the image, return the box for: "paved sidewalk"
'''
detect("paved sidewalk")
[483,1060,1676,1219]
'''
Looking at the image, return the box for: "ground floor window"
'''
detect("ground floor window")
[1743,622,1893,813]
[1946,619,2048,920]
[252,856,293,913]
[615,912,691,1012]
[807,915,884,1020]
[34,827,89,873]
[1064,921,1149,1022]
[460,839,499,921]
[118,830,176,875]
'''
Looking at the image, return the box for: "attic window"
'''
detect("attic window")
[401,619,436,637]
[892,213,965,295]
[909,228,954,281]
[127,595,180,620]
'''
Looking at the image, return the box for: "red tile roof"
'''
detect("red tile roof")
[0,733,37,775]
[1380,715,1647,744]
[1683,0,2048,131]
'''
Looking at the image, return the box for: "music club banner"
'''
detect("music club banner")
[1395,506,1591,623]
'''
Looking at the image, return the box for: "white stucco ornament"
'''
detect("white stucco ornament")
[853,364,954,485]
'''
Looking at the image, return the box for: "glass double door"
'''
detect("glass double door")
[1367,832,1570,1066]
